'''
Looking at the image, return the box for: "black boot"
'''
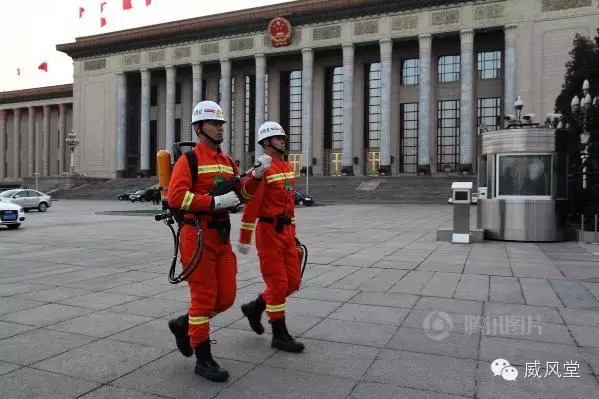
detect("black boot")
[270,317,305,353]
[241,294,266,335]
[168,314,193,357]
[194,340,229,382]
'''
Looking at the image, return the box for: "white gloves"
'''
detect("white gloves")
[251,155,272,179]
[213,191,240,210]
[237,243,251,255]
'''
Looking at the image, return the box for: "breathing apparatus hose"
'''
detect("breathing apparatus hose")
[155,210,204,284]
[296,237,309,278]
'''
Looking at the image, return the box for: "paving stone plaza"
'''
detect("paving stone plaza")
[1,200,599,398]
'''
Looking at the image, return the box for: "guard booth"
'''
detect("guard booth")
[476,127,569,242]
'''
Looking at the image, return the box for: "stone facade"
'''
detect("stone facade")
[0,86,73,180]
[1,0,598,179]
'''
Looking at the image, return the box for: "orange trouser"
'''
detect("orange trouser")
[179,222,237,348]
[255,220,301,321]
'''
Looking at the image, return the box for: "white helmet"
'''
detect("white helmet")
[257,121,285,144]
[191,100,226,124]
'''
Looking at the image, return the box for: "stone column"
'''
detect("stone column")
[341,43,354,175]
[42,106,49,177]
[0,110,5,179]
[233,73,245,164]
[191,63,203,142]
[255,54,266,158]
[27,107,35,176]
[12,108,21,178]
[379,39,393,175]
[220,58,232,154]
[58,104,66,175]
[460,29,475,174]
[301,48,314,175]
[140,68,151,176]
[165,65,176,157]
[418,34,432,174]
[504,24,517,117]
[192,62,203,108]
[116,72,127,177]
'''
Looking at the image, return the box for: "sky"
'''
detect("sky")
[0,0,295,92]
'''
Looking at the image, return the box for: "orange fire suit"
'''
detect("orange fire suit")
[168,141,260,348]
[239,158,300,321]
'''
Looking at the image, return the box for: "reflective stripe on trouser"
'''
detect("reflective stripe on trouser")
[256,222,300,321]
[179,223,237,348]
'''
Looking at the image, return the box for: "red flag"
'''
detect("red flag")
[100,2,107,12]
[146,0,152,5]
[123,0,132,10]
[79,6,85,18]
[17,68,21,76]
[100,17,107,27]
[38,62,48,72]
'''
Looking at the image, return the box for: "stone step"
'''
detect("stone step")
[48,175,476,204]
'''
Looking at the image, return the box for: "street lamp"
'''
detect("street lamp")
[65,130,80,176]
[570,79,599,189]
[504,96,537,128]
[514,96,524,122]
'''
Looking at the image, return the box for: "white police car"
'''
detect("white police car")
[0,199,26,229]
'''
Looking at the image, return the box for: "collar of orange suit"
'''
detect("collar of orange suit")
[196,140,222,156]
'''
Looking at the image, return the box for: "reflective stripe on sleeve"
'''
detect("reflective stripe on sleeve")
[240,222,256,231]
[240,185,253,201]
[181,191,194,211]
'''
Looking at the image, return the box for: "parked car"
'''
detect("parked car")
[129,190,147,202]
[0,199,26,229]
[0,189,52,212]
[117,190,139,201]
[129,187,161,204]
[294,190,314,206]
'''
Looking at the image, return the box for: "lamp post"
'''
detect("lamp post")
[514,96,524,123]
[570,79,599,189]
[65,130,80,176]
[504,96,538,128]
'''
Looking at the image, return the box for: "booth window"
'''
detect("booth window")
[497,154,552,196]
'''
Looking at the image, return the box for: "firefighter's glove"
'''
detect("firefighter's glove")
[251,155,272,179]
[237,243,251,255]
[213,191,240,210]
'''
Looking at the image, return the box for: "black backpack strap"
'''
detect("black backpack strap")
[185,151,198,187]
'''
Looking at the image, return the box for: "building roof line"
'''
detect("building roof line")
[57,0,472,58]
[0,84,73,105]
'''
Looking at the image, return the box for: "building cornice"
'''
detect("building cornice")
[0,84,73,105]
[57,0,474,59]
